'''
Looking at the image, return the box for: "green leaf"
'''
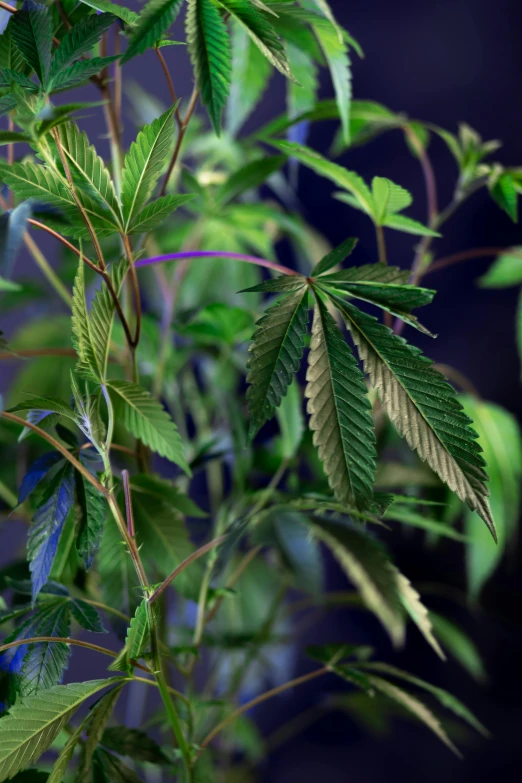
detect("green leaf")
[19,601,71,696]
[272,140,374,214]
[276,378,305,459]
[332,295,496,538]
[50,12,116,77]
[311,237,358,277]
[76,474,107,571]
[70,599,106,633]
[383,505,468,541]
[271,509,324,594]
[8,395,76,420]
[0,95,17,118]
[246,284,309,436]
[98,516,140,622]
[360,662,488,738]
[124,599,150,662]
[0,69,37,92]
[79,1,139,27]
[286,44,318,126]
[382,213,440,237]
[217,0,293,80]
[101,727,170,765]
[108,380,189,472]
[121,106,176,230]
[312,15,351,145]
[393,568,444,659]
[226,20,271,136]
[240,274,308,294]
[51,122,122,230]
[308,517,404,645]
[129,473,207,518]
[319,263,410,285]
[216,155,286,207]
[478,248,522,288]
[121,0,184,64]
[371,176,412,222]
[186,0,232,135]
[429,612,487,681]
[10,1,52,87]
[0,679,122,780]
[305,296,376,509]
[489,170,518,222]
[127,193,196,234]
[362,674,460,755]
[69,683,124,783]
[49,55,120,92]
[459,396,522,598]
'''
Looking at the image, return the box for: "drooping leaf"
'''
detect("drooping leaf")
[429,612,487,682]
[28,464,75,602]
[393,568,444,659]
[126,193,196,234]
[308,517,404,645]
[305,296,376,509]
[311,237,358,277]
[226,20,271,136]
[76,474,107,571]
[9,1,52,87]
[246,284,309,437]
[186,0,232,135]
[49,55,120,93]
[121,0,184,64]
[108,381,189,472]
[383,505,468,541]
[49,12,116,77]
[332,296,495,538]
[0,679,121,780]
[79,1,139,27]
[217,0,293,80]
[19,601,71,696]
[121,106,176,230]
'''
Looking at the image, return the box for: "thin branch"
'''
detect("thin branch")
[423,246,517,278]
[148,535,227,605]
[0,348,77,360]
[155,47,181,124]
[204,546,262,627]
[135,250,298,277]
[121,233,142,347]
[0,411,106,495]
[0,1,15,13]
[375,225,387,266]
[199,667,330,752]
[159,86,199,198]
[122,470,135,538]
[27,219,97,268]
[0,636,121,659]
[433,363,481,398]
[403,124,438,224]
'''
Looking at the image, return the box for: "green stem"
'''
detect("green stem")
[0,479,17,509]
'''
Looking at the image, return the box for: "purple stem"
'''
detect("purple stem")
[134,251,298,277]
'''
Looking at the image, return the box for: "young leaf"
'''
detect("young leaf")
[0,679,121,780]
[126,193,196,234]
[19,601,71,696]
[311,237,358,277]
[9,1,52,88]
[362,674,460,755]
[76,474,107,571]
[308,518,404,645]
[79,1,139,27]
[371,176,413,222]
[381,212,441,237]
[217,0,293,80]
[186,0,232,135]
[108,380,189,472]
[305,296,376,509]
[489,170,518,222]
[121,106,176,230]
[332,296,496,538]
[49,12,116,77]
[121,0,184,64]
[246,284,309,437]
[124,599,150,663]
[28,464,75,602]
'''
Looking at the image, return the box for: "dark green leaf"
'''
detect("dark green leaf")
[121,0,184,64]
[101,727,170,765]
[76,475,107,571]
[10,1,52,87]
[50,12,116,77]
[215,155,286,206]
[311,237,358,276]
[49,55,120,92]
[19,601,71,695]
[71,599,106,633]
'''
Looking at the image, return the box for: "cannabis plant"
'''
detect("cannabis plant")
[0,1,521,780]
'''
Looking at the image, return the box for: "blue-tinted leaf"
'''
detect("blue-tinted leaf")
[18,452,64,505]
[19,601,71,695]
[0,201,32,279]
[75,474,106,570]
[28,465,75,602]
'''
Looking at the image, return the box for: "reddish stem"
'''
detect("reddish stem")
[135,250,298,277]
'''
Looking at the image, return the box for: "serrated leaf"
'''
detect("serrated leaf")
[10,1,52,87]
[76,684,125,782]
[272,140,374,214]
[0,70,37,92]
[216,155,286,206]
[217,0,293,80]
[18,452,64,506]
[70,599,106,633]
[0,678,120,780]
[246,284,308,436]
[360,662,488,737]
[9,395,76,420]
[393,568,444,659]
[489,170,518,222]
[312,14,351,145]
[186,0,232,135]
[28,464,75,602]
[0,94,18,117]
[371,176,412,222]
[79,1,139,26]
[98,515,140,624]
[19,601,71,696]
[49,54,120,92]
[308,518,404,645]
[332,296,495,538]
[240,274,307,294]
[50,12,116,77]
[101,727,170,765]
[127,193,195,234]
[121,106,175,230]
[362,674,460,755]
[108,381,189,472]
[226,20,271,136]
[121,0,184,64]
[382,212,440,237]
[311,237,358,277]
[51,122,122,230]
[76,474,107,570]
[124,599,150,663]
[429,613,486,681]
[320,263,410,285]
[305,296,376,509]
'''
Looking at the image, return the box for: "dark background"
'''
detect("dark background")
[3,1,522,780]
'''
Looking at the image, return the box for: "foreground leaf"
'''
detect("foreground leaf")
[19,601,71,696]
[393,568,444,659]
[121,0,184,64]
[246,284,308,436]
[332,296,495,538]
[0,679,121,780]
[305,297,376,509]
[49,12,116,77]
[10,0,52,88]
